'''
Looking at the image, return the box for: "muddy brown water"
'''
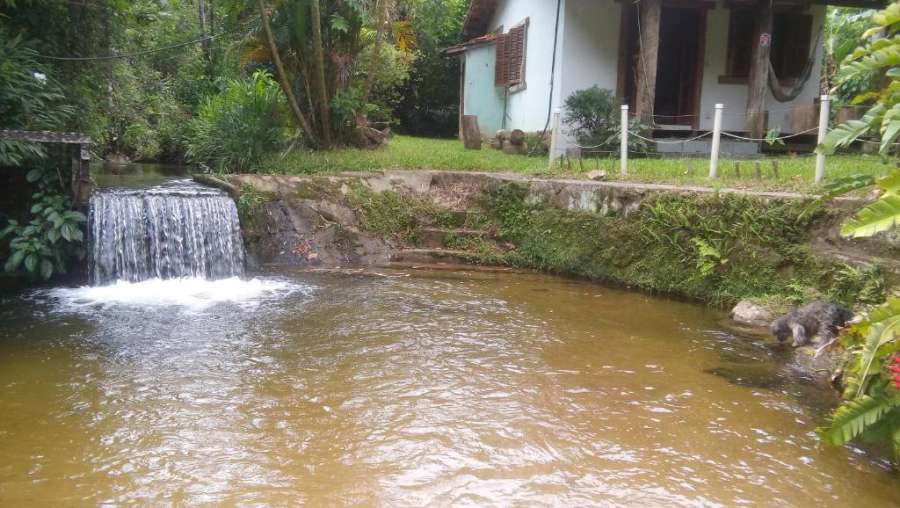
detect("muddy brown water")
[0,269,897,506]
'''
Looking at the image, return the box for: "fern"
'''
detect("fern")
[819,394,899,446]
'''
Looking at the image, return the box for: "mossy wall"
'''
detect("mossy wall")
[225,171,893,309]
[483,182,887,308]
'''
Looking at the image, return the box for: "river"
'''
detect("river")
[0,268,897,506]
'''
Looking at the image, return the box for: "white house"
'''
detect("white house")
[448,0,879,154]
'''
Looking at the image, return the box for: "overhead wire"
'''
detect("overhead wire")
[33,19,257,62]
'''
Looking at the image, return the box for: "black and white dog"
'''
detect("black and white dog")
[770,301,854,350]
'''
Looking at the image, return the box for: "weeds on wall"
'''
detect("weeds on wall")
[484,182,886,308]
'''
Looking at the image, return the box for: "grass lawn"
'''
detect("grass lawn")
[257,135,896,193]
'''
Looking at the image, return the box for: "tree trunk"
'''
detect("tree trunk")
[462,115,482,150]
[256,0,318,145]
[198,0,211,64]
[745,0,773,138]
[309,0,333,148]
[634,0,661,125]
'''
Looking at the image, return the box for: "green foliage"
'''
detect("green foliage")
[825,8,880,103]
[0,30,73,166]
[819,4,900,156]
[236,183,268,227]
[692,237,727,277]
[800,173,877,219]
[348,185,422,242]
[395,0,469,137]
[187,71,291,172]
[826,264,885,306]
[841,169,900,238]
[355,42,414,123]
[1,167,86,281]
[563,87,651,154]
[819,297,900,459]
[484,183,848,307]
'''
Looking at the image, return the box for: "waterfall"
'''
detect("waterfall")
[88,180,245,285]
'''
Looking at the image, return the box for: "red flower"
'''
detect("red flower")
[891,355,900,389]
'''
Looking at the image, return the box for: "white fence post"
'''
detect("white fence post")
[548,108,562,171]
[815,94,830,184]
[709,103,724,178]
[620,105,629,176]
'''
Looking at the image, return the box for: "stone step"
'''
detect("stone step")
[391,248,474,265]
[417,227,486,249]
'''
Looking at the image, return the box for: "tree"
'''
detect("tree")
[233,0,402,148]
[394,0,468,137]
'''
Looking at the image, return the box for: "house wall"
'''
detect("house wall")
[463,44,506,134]
[464,0,825,150]
[697,3,826,132]
[559,0,621,104]
[487,0,566,132]
[557,0,622,154]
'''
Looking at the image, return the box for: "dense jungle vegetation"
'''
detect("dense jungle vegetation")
[0,0,467,166]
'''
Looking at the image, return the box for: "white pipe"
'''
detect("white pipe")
[709,103,724,179]
[815,94,830,184]
[620,105,629,176]
[548,108,562,170]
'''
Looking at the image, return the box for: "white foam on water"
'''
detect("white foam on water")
[46,277,308,312]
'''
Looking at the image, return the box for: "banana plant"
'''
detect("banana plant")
[841,170,900,238]
[818,4,900,157]
[818,298,900,458]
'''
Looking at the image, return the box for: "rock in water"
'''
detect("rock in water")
[731,300,774,327]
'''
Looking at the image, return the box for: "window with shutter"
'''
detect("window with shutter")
[494,18,528,90]
[507,21,527,86]
[495,33,510,87]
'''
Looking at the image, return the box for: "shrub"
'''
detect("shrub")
[0,167,86,281]
[186,71,292,172]
[563,86,651,154]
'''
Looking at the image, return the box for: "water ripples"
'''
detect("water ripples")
[0,270,897,506]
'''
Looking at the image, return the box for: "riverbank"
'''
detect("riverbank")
[216,170,898,312]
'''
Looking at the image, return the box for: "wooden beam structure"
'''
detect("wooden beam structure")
[745,0,773,138]
[634,0,661,124]
[0,129,92,207]
[0,130,90,145]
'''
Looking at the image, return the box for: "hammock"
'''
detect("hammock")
[767,28,823,103]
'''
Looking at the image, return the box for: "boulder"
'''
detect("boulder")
[495,129,510,141]
[509,129,526,146]
[502,140,526,155]
[731,300,775,328]
[586,170,607,181]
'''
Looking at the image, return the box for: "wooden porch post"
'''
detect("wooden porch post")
[72,143,92,207]
[459,55,466,141]
[634,0,661,124]
[745,0,773,138]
